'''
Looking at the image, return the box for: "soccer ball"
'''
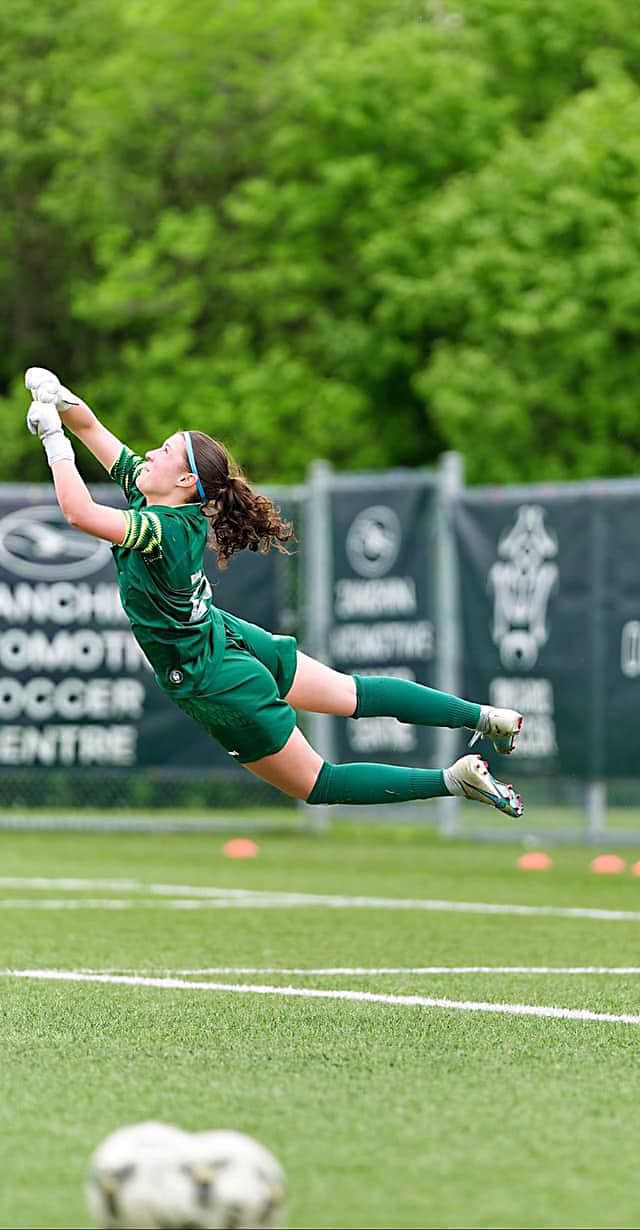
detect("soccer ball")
[86,1122,286,1230]
[86,1121,193,1229]
[186,1130,286,1229]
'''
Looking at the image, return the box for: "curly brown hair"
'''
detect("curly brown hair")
[186,431,294,569]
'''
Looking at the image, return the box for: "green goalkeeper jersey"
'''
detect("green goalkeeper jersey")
[110,446,226,694]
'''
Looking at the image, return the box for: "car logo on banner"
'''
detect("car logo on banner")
[488,504,558,670]
[0,504,113,580]
[346,505,402,578]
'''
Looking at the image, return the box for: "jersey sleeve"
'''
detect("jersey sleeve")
[120,508,164,561]
[110,446,147,502]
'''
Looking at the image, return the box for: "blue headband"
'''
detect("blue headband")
[183,431,206,502]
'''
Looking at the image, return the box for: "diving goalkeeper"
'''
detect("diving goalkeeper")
[24,366,524,817]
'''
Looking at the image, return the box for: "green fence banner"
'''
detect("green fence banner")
[455,493,595,777]
[600,493,640,777]
[329,479,438,765]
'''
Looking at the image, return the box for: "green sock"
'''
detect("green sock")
[354,675,481,729]
[307,761,449,806]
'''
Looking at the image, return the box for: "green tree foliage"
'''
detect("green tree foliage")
[414,61,640,480]
[2,0,640,482]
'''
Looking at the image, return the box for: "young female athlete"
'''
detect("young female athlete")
[24,366,524,817]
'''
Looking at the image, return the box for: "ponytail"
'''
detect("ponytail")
[205,474,294,568]
[188,432,294,569]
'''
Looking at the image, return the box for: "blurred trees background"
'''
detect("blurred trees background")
[2,0,640,483]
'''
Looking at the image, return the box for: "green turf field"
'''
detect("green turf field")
[3,821,640,1230]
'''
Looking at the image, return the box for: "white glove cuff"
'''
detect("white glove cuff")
[57,385,86,413]
[42,432,75,467]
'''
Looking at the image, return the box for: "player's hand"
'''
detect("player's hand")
[26,401,75,467]
[27,400,63,440]
[25,366,84,412]
[25,367,61,404]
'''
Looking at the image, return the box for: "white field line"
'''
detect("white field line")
[0,877,140,892]
[0,878,262,899]
[3,968,640,1026]
[0,899,133,910]
[53,966,640,977]
[81,965,640,976]
[2,876,640,922]
[0,898,265,910]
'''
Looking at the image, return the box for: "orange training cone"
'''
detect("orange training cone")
[517,851,552,871]
[590,854,626,875]
[223,838,260,859]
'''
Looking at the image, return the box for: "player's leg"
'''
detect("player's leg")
[244,728,523,817]
[284,652,357,716]
[244,727,325,799]
[285,652,523,754]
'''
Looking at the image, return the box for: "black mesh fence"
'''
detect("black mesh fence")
[0,766,294,813]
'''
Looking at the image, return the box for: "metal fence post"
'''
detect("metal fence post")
[301,460,334,831]
[586,780,607,840]
[435,452,465,836]
[587,500,607,839]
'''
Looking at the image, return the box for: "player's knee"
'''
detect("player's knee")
[351,674,364,718]
[306,761,333,805]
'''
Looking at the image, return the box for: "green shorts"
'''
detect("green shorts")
[175,611,298,763]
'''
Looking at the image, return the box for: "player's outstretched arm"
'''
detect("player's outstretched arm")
[27,401,128,546]
[25,366,124,474]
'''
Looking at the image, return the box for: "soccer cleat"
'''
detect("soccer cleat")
[469,705,523,754]
[444,754,524,818]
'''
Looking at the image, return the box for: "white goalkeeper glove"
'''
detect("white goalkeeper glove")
[25,366,86,413]
[27,401,75,466]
